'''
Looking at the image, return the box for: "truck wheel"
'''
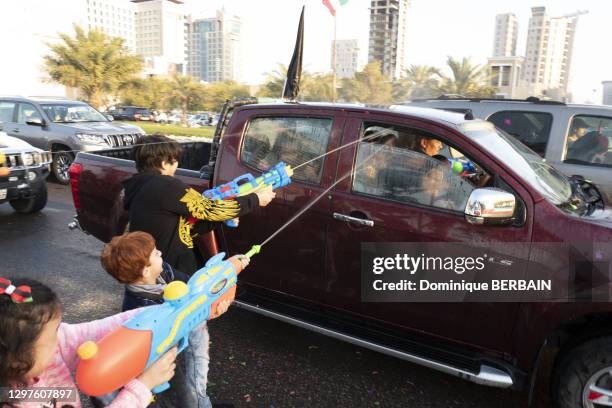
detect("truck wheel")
[52,150,74,185]
[9,183,48,214]
[555,336,612,407]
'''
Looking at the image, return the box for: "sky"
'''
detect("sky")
[184,0,612,103]
[0,0,609,103]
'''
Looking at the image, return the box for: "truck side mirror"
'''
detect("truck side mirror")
[106,115,114,122]
[464,188,516,225]
[26,118,46,127]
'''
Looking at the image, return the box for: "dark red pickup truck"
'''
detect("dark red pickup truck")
[69,100,612,407]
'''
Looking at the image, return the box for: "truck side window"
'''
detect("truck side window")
[352,123,486,213]
[17,103,42,124]
[0,102,16,124]
[241,117,332,184]
[488,110,552,157]
[565,115,612,167]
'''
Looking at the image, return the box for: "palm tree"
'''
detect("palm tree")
[165,74,206,125]
[404,65,441,99]
[339,62,392,104]
[258,64,289,98]
[43,25,142,109]
[437,57,496,97]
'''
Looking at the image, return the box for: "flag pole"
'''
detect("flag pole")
[332,12,337,103]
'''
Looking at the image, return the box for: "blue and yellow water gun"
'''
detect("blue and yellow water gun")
[202,161,293,227]
[448,157,477,176]
[75,245,261,397]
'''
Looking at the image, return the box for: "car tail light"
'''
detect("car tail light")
[68,162,83,211]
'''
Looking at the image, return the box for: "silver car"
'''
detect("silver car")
[0,96,144,184]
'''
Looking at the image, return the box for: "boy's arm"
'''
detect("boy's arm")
[162,177,259,222]
[58,308,142,371]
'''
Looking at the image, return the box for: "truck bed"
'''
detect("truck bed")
[73,140,212,242]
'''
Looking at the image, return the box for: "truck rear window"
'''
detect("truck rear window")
[240,116,332,184]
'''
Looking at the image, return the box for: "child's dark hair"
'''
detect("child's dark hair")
[0,278,62,387]
[133,133,182,172]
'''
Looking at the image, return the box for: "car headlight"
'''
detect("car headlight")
[21,153,34,166]
[76,133,108,145]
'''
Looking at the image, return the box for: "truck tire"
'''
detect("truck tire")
[9,183,48,214]
[555,336,612,408]
[52,150,74,185]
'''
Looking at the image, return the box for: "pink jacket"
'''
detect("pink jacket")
[17,309,152,408]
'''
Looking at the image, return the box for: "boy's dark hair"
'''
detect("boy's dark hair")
[0,278,62,387]
[101,231,156,284]
[133,134,182,172]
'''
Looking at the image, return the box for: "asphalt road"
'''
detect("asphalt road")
[0,182,534,408]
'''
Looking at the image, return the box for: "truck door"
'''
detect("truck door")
[324,114,534,354]
[216,108,344,306]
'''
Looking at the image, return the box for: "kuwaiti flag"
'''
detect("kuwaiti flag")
[322,0,349,17]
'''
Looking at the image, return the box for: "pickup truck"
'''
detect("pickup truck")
[0,126,52,213]
[69,100,612,407]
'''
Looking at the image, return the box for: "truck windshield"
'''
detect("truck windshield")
[461,121,572,205]
[41,104,108,123]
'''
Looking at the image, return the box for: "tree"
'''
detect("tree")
[204,81,251,111]
[339,62,393,104]
[119,77,171,110]
[302,73,334,102]
[437,57,496,97]
[43,25,142,109]
[165,74,207,125]
[258,64,288,99]
[401,65,441,100]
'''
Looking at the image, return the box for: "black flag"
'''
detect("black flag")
[282,6,304,101]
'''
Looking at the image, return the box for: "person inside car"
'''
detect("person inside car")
[415,135,444,157]
[567,118,590,145]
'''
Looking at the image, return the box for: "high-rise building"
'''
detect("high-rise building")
[493,13,518,57]
[87,0,136,51]
[333,39,360,79]
[368,0,409,80]
[133,0,187,76]
[603,81,612,105]
[522,7,587,101]
[187,9,242,83]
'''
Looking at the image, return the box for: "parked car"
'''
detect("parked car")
[0,96,144,184]
[0,124,52,213]
[188,113,210,128]
[69,100,612,407]
[167,112,182,124]
[400,97,612,204]
[109,106,153,121]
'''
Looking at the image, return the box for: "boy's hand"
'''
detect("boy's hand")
[230,254,250,269]
[210,292,235,319]
[137,347,177,390]
[255,185,276,207]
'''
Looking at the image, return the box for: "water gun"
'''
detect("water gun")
[202,161,293,227]
[448,157,477,176]
[75,245,261,397]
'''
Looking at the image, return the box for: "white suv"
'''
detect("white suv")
[399,98,612,204]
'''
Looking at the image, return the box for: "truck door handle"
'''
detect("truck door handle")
[333,212,374,227]
[12,128,19,133]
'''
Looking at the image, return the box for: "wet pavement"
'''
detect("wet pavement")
[0,182,534,407]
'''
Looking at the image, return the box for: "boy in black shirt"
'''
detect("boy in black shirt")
[123,134,275,275]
